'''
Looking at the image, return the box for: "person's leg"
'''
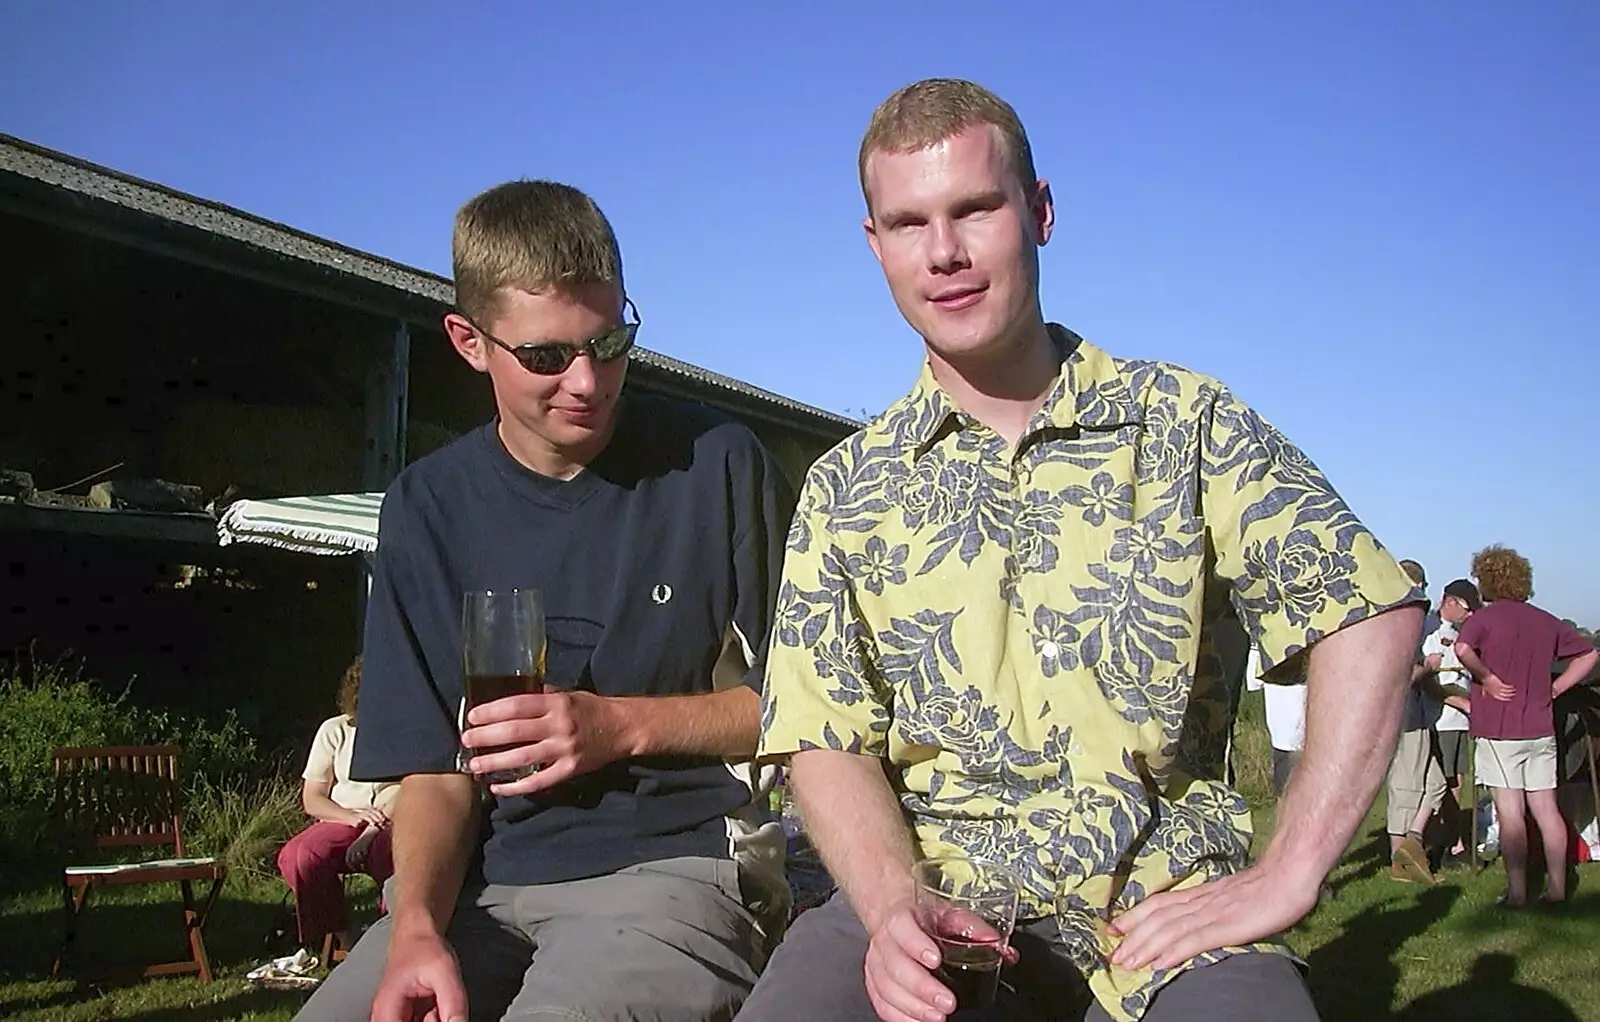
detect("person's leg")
[1490,786,1530,904]
[734,892,878,1022]
[1526,789,1569,901]
[1407,741,1449,860]
[1523,737,1568,901]
[363,827,396,887]
[278,821,362,946]
[1438,731,1467,855]
[293,883,532,1022]
[361,827,395,919]
[502,857,762,1022]
[1083,952,1316,1022]
[1407,753,1446,836]
[1386,732,1434,883]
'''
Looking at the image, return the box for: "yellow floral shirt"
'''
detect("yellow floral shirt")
[759,327,1421,1021]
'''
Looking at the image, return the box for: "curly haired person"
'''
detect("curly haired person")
[1455,546,1597,906]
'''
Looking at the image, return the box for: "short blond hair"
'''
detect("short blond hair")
[452,180,623,324]
[1472,545,1533,603]
[858,78,1037,208]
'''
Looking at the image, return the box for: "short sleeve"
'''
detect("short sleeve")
[1201,386,1423,674]
[350,487,465,780]
[1416,612,1442,663]
[1556,620,1594,661]
[1456,613,1487,651]
[758,469,892,760]
[302,717,341,782]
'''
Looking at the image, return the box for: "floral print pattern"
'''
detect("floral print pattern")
[759,327,1421,1020]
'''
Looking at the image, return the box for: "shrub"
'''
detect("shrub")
[0,652,276,869]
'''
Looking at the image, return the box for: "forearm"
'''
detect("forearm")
[1416,674,1450,703]
[390,773,479,939]
[612,686,760,759]
[1455,644,1489,682]
[1554,652,1600,698]
[302,790,359,825]
[1260,606,1422,886]
[789,748,919,931]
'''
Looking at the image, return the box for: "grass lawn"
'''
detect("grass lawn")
[0,855,379,1022]
[3,814,1594,1022]
[1269,810,1600,1021]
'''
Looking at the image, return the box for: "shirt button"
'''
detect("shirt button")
[1071,742,1085,757]
[1041,641,1061,660]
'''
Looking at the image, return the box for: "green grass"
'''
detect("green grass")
[1261,808,1600,1021]
[2,696,1596,1021]
[0,859,381,1022]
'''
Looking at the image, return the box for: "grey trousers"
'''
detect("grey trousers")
[733,893,1318,1022]
[295,857,762,1022]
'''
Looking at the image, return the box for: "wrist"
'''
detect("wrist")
[1255,834,1331,901]
[392,909,447,943]
[852,878,917,934]
[602,695,648,759]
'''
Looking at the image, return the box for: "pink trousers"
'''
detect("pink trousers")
[276,821,393,944]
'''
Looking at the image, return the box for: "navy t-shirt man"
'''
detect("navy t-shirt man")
[354,393,792,891]
[295,396,796,1022]
[296,179,796,1022]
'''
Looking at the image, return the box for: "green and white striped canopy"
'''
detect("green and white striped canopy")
[216,492,384,556]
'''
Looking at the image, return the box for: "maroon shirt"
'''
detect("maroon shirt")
[1458,600,1594,740]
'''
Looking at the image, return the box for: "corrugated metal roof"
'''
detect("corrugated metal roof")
[0,133,859,439]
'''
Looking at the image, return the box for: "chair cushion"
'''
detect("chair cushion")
[65,856,220,877]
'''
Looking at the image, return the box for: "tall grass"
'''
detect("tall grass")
[186,772,303,883]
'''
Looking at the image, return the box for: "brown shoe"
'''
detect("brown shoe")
[1389,861,1416,883]
[1393,836,1437,885]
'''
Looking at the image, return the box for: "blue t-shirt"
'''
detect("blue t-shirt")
[352,393,794,887]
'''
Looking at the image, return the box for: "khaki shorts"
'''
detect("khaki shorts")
[1386,728,1446,835]
[1475,736,1559,791]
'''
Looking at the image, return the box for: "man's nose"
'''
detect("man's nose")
[926,220,969,274]
[561,352,598,396]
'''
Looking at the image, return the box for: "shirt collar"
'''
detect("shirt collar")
[884,325,1144,459]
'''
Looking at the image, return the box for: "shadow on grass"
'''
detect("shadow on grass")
[1446,872,1600,956]
[1394,952,1578,1022]
[115,985,307,1022]
[1305,883,1460,1020]
[1328,830,1391,894]
[0,893,288,982]
[0,981,305,1022]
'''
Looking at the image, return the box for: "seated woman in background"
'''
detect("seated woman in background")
[276,655,397,955]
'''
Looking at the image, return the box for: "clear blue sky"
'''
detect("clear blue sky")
[4,2,1597,622]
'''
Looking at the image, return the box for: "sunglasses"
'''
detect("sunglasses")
[466,298,640,375]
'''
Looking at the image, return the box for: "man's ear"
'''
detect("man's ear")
[1032,178,1055,247]
[443,312,491,374]
[863,214,884,265]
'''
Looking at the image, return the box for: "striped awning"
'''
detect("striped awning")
[216,492,384,556]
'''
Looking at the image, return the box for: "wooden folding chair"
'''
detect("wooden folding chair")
[50,745,227,983]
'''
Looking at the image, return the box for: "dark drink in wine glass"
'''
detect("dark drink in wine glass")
[460,588,545,785]
[913,856,1021,1012]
